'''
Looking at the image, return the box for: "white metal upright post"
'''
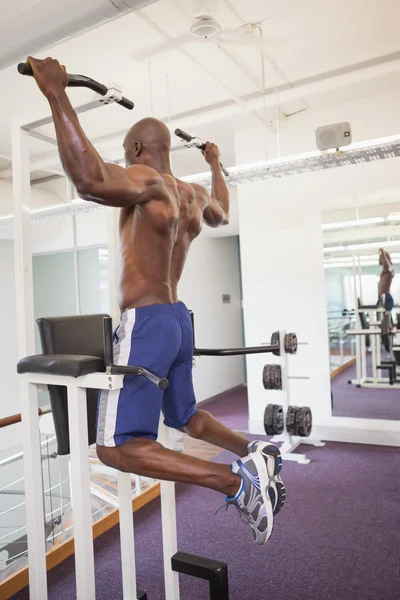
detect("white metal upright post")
[158,419,180,600]
[118,471,139,600]
[12,119,48,600]
[360,335,367,382]
[67,384,96,599]
[106,205,140,599]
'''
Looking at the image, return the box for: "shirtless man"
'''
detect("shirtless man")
[28,56,285,544]
[378,248,395,312]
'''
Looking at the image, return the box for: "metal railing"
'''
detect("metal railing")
[0,404,156,586]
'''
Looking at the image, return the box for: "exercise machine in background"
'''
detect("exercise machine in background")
[347,299,400,389]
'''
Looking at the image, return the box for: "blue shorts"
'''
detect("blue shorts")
[377,293,394,312]
[96,302,197,447]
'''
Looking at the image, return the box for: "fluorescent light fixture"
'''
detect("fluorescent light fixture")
[183,134,400,188]
[1,133,400,227]
[325,257,400,268]
[325,253,400,263]
[346,240,400,250]
[322,217,385,231]
[323,246,346,253]
[0,198,100,227]
[387,214,400,222]
[324,241,400,253]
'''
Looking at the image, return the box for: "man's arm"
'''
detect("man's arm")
[27,57,163,207]
[380,249,394,273]
[194,142,229,228]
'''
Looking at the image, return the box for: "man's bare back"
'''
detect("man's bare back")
[118,166,226,310]
[116,126,228,310]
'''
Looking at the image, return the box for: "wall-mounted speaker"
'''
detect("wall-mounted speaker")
[316,122,352,151]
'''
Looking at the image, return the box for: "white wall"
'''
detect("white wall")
[179,234,245,403]
[237,175,332,433]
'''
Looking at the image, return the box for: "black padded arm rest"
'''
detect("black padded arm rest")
[17,354,105,378]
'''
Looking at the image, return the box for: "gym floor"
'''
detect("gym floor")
[10,385,400,600]
[332,362,400,420]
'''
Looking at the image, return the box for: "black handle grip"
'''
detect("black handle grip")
[103,317,114,366]
[111,365,169,390]
[175,128,193,143]
[17,63,134,110]
[140,367,169,390]
[175,127,229,177]
[18,63,34,76]
[118,97,135,110]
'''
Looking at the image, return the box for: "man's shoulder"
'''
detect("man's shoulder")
[126,164,161,179]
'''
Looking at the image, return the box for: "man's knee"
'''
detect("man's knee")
[183,410,210,439]
[96,444,126,471]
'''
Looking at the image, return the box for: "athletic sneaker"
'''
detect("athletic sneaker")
[248,440,286,515]
[224,452,275,544]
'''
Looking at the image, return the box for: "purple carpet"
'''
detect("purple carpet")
[332,362,400,420]
[11,438,400,600]
[202,386,249,431]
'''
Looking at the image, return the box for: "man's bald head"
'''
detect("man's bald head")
[124,118,171,167]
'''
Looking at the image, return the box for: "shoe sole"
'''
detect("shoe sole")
[256,443,286,515]
[250,452,275,542]
[268,480,286,515]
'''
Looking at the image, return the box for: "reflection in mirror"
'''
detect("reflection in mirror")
[324,204,400,420]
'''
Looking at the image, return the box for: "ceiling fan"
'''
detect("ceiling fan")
[134,0,272,60]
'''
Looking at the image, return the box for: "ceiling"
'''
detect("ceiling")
[0,0,400,220]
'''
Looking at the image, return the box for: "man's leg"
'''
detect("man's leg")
[97,440,241,497]
[181,409,249,458]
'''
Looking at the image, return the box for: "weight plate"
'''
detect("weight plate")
[263,403,284,436]
[262,364,282,390]
[295,406,313,437]
[286,406,298,436]
[271,331,280,356]
[284,333,298,355]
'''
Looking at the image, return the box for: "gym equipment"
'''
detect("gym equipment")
[286,406,313,438]
[381,312,393,352]
[271,331,281,356]
[347,298,400,389]
[263,404,284,435]
[194,329,298,357]
[172,552,229,600]
[284,332,298,355]
[262,364,282,390]
[12,79,185,600]
[18,63,135,110]
[175,128,229,177]
[262,332,323,463]
[17,315,176,600]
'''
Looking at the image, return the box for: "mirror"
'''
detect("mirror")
[324,196,400,420]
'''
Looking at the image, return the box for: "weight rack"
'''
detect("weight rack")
[266,331,325,465]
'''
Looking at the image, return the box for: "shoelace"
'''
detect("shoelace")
[215,502,251,525]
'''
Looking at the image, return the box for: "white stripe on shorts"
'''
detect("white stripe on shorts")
[101,309,136,447]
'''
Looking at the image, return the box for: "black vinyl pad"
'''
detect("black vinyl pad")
[26,314,109,456]
[17,354,104,378]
